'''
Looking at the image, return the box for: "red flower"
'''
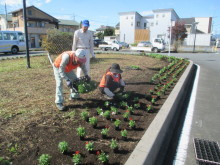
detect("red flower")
[75,151,80,154]
[105,125,109,129]
[126,110,129,113]
[129,118,133,121]
[96,151,100,155]
[85,141,89,144]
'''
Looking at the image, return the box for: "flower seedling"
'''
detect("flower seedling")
[58,141,68,153]
[97,150,109,163]
[128,118,136,129]
[122,93,129,100]
[76,126,86,139]
[133,97,139,102]
[103,110,111,119]
[110,139,119,151]
[146,104,152,112]
[120,101,128,108]
[89,116,98,127]
[123,111,130,121]
[85,141,94,152]
[104,101,110,107]
[151,97,156,105]
[80,111,89,121]
[72,151,82,165]
[96,107,103,115]
[127,106,134,114]
[134,103,140,109]
[110,106,118,115]
[121,129,128,139]
[101,126,109,138]
[38,154,51,165]
[114,119,121,129]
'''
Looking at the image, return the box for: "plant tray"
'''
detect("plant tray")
[193,138,220,165]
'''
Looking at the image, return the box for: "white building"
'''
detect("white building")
[119,8,212,46]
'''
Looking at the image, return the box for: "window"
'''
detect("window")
[0,33,2,40]
[144,23,147,28]
[3,33,17,40]
[137,21,140,27]
[156,21,158,26]
[18,32,24,42]
[131,22,133,26]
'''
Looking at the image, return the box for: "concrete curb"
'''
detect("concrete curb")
[125,60,195,165]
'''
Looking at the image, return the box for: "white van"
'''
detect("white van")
[0,31,26,54]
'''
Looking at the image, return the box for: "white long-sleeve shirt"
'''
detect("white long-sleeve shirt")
[72,29,95,57]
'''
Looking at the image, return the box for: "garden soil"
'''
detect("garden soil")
[0,53,185,165]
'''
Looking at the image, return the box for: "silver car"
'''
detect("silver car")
[137,41,152,47]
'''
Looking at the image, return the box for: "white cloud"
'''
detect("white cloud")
[141,10,153,16]
[0,0,22,6]
[45,0,51,3]
[55,15,72,20]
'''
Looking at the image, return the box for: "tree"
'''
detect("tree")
[96,32,104,39]
[168,21,187,52]
[104,28,115,36]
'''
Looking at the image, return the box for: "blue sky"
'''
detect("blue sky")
[0,0,220,34]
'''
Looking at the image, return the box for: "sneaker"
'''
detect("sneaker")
[56,103,65,111]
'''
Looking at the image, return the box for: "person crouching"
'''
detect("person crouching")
[99,63,125,99]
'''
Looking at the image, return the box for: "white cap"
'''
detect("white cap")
[75,49,86,63]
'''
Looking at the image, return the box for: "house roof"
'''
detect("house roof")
[58,19,79,26]
[0,14,12,21]
[180,18,195,25]
[9,5,58,22]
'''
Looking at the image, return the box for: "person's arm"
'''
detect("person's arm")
[72,31,78,51]
[80,63,88,76]
[103,75,114,97]
[59,53,70,81]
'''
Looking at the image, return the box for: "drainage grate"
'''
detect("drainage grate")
[194,138,220,165]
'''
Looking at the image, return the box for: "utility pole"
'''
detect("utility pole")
[193,22,199,53]
[5,3,8,30]
[23,0,30,68]
[168,19,172,56]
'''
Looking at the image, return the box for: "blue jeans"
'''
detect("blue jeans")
[53,65,77,104]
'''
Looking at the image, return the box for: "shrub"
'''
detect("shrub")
[38,154,51,165]
[58,141,68,153]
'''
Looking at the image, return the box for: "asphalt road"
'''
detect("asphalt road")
[164,52,220,165]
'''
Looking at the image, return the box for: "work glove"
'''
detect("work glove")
[66,80,72,88]
[85,75,91,82]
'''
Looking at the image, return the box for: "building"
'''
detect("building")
[0,6,79,48]
[0,14,13,30]
[118,8,212,46]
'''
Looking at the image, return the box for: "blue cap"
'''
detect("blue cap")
[82,20,90,27]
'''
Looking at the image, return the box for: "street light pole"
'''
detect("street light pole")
[193,22,198,53]
[23,0,30,68]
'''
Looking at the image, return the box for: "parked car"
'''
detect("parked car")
[137,41,152,47]
[93,39,103,47]
[119,42,129,48]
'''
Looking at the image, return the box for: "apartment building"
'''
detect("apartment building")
[1,6,79,48]
[119,8,212,46]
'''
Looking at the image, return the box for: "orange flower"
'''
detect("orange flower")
[75,151,80,154]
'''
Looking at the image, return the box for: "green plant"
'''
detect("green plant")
[0,157,11,165]
[147,104,152,111]
[76,126,86,137]
[77,81,97,93]
[72,151,82,165]
[121,129,128,137]
[127,106,134,114]
[7,143,18,154]
[134,103,140,109]
[103,110,110,119]
[110,139,118,150]
[130,65,140,70]
[89,116,98,126]
[123,111,129,120]
[110,106,118,115]
[104,101,110,107]
[38,154,51,165]
[85,141,94,151]
[133,97,139,102]
[120,101,128,108]
[101,126,109,136]
[128,118,136,128]
[96,107,103,115]
[114,119,121,127]
[80,111,89,121]
[58,141,68,153]
[97,151,109,163]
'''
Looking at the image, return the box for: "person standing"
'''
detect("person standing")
[53,49,90,111]
[72,20,95,78]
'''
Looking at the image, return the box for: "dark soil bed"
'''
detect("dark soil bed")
[0,53,188,165]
